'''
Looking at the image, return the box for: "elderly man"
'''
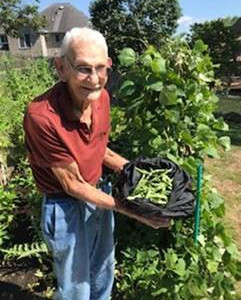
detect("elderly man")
[24,27,166,300]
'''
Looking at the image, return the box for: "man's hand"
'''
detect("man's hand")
[115,201,170,229]
[103,148,129,172]
[130,214,170,229]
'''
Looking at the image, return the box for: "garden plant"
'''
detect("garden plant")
[111,38,241,300]
[0,36,240,299]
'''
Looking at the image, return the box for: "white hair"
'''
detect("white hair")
[60,27,108,57]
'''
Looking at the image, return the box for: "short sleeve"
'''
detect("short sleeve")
[24,112,74,167]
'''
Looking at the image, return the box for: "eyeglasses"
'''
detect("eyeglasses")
[65,55,110,78]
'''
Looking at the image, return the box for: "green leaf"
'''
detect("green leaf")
[152,287,168,297]
[226,243,239,258]
[165,250,178,269]
[213,118,229,131]
[187,280,207,297]
[164,109,180,123]
[147,249,159,258]
[205,146,220,158]
[174,258,186,277]
[118,48,136,67]
[166,153,179,165]
[151,57,166,75]
[141,54,152,67]
[119,80,135,97]
[162,86,178,105]
[180,130,193,144]
[210,193,224,209]
[198,234,206,247]
[198,73,212,82]
[197,124,213,136]
[193,40,208,53]
[218,136,231,151]
[207,260,219,273]
[147,81,163,92]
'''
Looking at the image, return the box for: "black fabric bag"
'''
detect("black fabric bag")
[113,156,195,219]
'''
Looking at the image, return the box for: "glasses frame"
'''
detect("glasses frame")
[64,55,111,78]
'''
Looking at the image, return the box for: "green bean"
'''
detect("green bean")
[127,167,173,205]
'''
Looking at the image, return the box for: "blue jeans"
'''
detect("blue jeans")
[41,195,115,300]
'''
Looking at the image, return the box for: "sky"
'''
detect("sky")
[24,0,241,33]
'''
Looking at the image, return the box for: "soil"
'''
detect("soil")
[0,261,47,299]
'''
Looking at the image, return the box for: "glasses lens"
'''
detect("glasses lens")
[96,66,108,77]
[66,56,110,78]
[76,66,92,75]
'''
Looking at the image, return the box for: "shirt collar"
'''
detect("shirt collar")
[58,82,78,121]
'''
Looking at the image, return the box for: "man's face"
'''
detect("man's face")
[60,40,111,106]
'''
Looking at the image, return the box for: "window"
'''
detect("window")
[55,34,60,43]
[0,35,9,50]
[19,33,31,48]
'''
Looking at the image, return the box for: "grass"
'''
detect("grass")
[205,146,241,249]
[218,96,241,113]
[209,95,241,248]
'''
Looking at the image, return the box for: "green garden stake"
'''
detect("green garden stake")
[194,164,203,245]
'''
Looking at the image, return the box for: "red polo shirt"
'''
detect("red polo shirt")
[23,81,110,193]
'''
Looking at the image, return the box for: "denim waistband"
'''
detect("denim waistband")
[45,191,70,200]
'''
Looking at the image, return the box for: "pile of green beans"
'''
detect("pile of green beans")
[127,167,173,205]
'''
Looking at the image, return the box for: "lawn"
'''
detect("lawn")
[205,146,241,249]
[218,95,241,114]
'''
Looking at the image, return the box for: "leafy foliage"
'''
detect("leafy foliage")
[0,0,45,37]
[1,242,48,260]
[90,0,181,64]
[0,56,56,165]
[0,57,55,264]
[112,39,230,162]
[111,39,240,299]
[188,18,241,79]
[0,186,17,247]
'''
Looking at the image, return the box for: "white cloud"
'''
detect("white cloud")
[177,15,202,33]
[178,16,195,26]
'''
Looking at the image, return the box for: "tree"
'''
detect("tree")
[89,0,181,64]
[188,18,241,80]
[0,0,45,37]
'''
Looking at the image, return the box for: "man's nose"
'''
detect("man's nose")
[88,71,100,83]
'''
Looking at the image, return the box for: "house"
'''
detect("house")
[0,3,90,58]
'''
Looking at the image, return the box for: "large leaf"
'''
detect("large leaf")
[193,39,208,53]
[118,48,136,67]
[147,80,163,92]
[205,146,220,158]
[218,136,231,151]
[151,57,166,75]
[119,80,136,97]
[174,258,186,277]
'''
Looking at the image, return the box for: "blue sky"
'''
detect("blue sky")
[25,0,241,33]
[177,0,241,33]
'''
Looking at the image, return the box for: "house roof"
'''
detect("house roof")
[40,3,90,33]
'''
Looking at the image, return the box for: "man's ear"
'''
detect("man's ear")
[107,57,112,68]
[54,57,68,82]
